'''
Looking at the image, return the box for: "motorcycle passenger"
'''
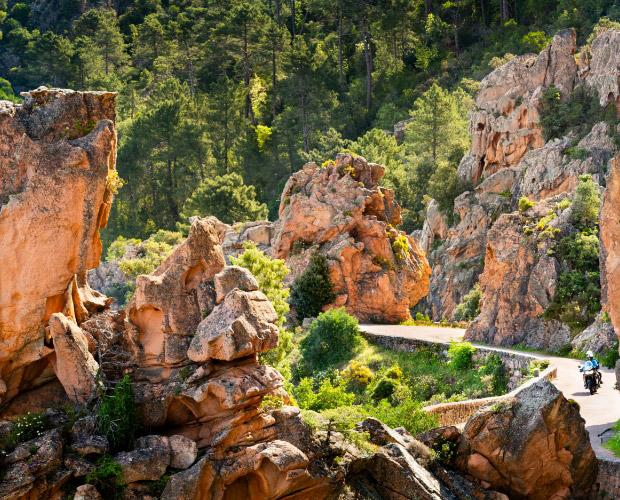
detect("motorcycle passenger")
[580,350,602,388]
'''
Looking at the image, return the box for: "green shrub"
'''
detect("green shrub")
[230,242,290,326]
[300,308,363,373]
[453,284,482,321]
[518,196,535,213]
[391,234,410,261]
[260,394,286,412]
[86,455,124,498]
[570,175,600,229]
[96,375,137,452]
[477,354,508,395]
[601,342,620,369]
[604,419,620,458]
[342,360,374,389]
[293,377,355,411]
[366,399,438,435]
[290,253,336,320]
[447,341,476,370]
[371,377,402,401]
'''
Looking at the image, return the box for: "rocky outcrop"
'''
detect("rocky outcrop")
[0,87,117,405]
[465,200,572,349]
[425,28,620,336]
[271,153,431,322]
[461,29,576,184]
[456,379,597,499]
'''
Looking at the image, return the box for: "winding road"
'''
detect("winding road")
[361,324,620,462]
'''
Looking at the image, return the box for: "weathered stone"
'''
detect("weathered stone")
[188,289,278,362]
[271,154,430,323]
[115,435,170,483]
[64,455,95,477]
[0,88,116,405]
[74,484,102,500]
[581,28,620,110]
[213,265,259,304]
[571,312,617,354]
[127,217,225,368]
[418,199,449,255]
[456,379,597,499]
[465,209,572,350]
[49,313,99,404]
[169,434,198,469]
[71,435,109,457]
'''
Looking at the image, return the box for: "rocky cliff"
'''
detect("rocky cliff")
[0,87,117,405]
[423,28,620,353]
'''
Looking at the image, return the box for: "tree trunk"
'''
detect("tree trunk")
[500,0,510,21]
[338,3,344,88]
[290,0,296,39]
[166,158,179,221]
[362,26,373,111]
[480,0,486,26]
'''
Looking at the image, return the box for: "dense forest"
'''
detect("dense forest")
[0,0,618,246]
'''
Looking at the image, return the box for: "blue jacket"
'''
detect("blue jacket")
[580,359,600,371]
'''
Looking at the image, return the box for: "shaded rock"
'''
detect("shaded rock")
[214,266,259,304]
[115,435,170,483]
[74,484,103,500]
[49,313,99,404]
[64,455,95,477]
[571,312,617,354]
[188,289,278,362]
[272,154,430,323]
[418,199,449,255]
[581,28,620,109]
[0,88,116,405]
[222,220,274,258]
[169,434,198,469]
[71,435,109,457]
[456,379,597,499]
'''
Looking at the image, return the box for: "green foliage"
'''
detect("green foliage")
[604,419,620,458]
[86,455,124,498]
[230,242,290,326]
[290,253,336,320]
[260,394,285,412]
[294,377,355,411]
[521,31,552,52]
[341,360,374,390]
[447,341,476,370]
[391,234,410,261]
[478,354,509,395]
[366,398,439,436]
[4,412,50,449]
[0,77,18,102]
[601,341,620,369]
[453,284,482,321]
[96,375,137,452]
[570,174,601,229]
[540,84,618,142]
[181,173,268,225]
[299,308,363,374]
[518,196,536,213]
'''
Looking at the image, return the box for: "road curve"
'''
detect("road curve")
[361,324,620,462]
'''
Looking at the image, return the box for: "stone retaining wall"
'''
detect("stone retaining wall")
[361,331,555,427]
[595,458,620,498]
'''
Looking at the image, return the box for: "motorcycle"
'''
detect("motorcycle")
[579,360,600,395]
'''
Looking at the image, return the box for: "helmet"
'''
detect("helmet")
[587,350,594,358]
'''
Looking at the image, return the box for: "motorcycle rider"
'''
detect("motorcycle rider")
[580,350,602,389]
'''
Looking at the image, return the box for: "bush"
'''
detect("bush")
[300,308,363,373]
[293,377,355,411]
[96,375,137,452]
[518,196,535,213]
[453,284,482,321]
[391,234,410,261]
[447,341,476,370]
[372,377,401,401]
[601,342,620,369]
[290,253,336,320]
[342,360,374,389]
[478,354,508,395]
[86,455,124,498]
[230,242,290,326]
[366,398,438,436]
[605,419,620,458]
[570,175,600,229]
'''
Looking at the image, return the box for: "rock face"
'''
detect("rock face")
[456,379,597,499]
[424,27,620,355]
[0,87,117,405]
[462,29,576,184]
[271,153,431,322]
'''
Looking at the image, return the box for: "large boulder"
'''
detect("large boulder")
[456,379,597,499]
[0,88,117,405]
[271,153,431,323]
